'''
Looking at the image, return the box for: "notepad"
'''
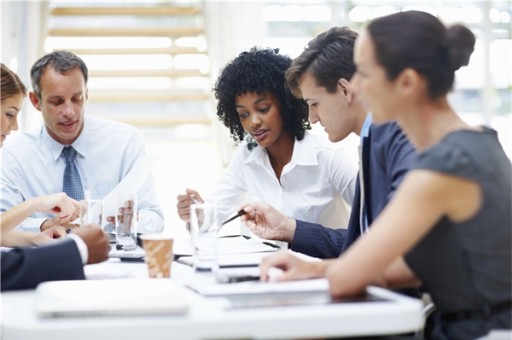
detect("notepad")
[177,251,272,268]
[36,279,189,318]
[174,235,279,257]
[186,277,330,297]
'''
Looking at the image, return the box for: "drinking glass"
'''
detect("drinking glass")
[189,203,220,272]
[79,199,103,229]
[115,194,137,251]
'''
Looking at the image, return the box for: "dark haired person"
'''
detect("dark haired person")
[245,11,510,339]
[1,63,110,291]
[243,27,415,260]
[1,51,164,234]
[177,47,357,235]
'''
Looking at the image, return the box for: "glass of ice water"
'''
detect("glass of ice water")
[115,194,137,251]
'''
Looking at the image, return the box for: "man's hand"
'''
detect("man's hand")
[240,203,296,242]
[31,226,68,245]
[72,228,110,264]
[176,188,204,222]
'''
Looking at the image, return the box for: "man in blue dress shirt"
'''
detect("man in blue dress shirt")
[244,27,416,259]
[0,51,164,234]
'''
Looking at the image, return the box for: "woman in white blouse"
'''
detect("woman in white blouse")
[176,48,357,234]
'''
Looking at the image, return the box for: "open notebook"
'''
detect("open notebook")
[36,279,189,318]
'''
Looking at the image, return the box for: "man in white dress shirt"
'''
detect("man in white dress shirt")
[0,50,164,234]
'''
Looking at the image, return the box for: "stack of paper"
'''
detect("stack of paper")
[186,278,329,296]
[36,279,190,317]
[176,235,279,268]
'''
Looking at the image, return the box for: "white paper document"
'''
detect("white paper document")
[36,279,190,317]
[216,236,279,254]
[84,261,134,280]
[102,155,158,221]
[174,235,279,257]
[186,278,329,297]
[178,251,272,268]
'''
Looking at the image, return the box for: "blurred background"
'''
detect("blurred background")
[2,0,511,236]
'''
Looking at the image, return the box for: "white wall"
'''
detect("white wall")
[1,0,47,130]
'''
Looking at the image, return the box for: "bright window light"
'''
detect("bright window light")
[460,6,482,23]
[437,6,461,24]
[403,6,437,16]
[174,54,209,72]
[302,5,331,22]
[371,6,397,19]
[348,6,371,22]
[175,36,207,50]
[81,55,172,70]
[45,37,171,50]
[490,7,511,24]
[263,4,330,22]
[174,77,211,89]
[262,5,283,21]
[263,37,313,59]
[281,5,303,22]
[349,6,397,22]
[490,40,512,87]
[88,77,172,90]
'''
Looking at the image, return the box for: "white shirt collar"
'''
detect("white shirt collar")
[42,118,89,161]
[243,131,319,167]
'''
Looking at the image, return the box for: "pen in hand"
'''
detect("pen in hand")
[221,209,247,226]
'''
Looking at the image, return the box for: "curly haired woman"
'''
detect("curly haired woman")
[177,47,357,241]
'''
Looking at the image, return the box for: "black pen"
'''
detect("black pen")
[217,274,260,283]
[221,209,247,226]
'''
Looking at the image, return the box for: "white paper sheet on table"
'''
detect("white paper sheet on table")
[36,279,190,317]
[174,236,279,257]
[84,259,135,279]
[186,278,330,296]
[177,251,272,268]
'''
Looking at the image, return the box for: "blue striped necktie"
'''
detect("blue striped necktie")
[62,146,84,200]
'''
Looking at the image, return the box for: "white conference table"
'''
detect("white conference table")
[1,258,424,340]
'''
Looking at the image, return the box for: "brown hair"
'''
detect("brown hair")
[285,27,358,98]
[367,10,475,98]
[1,63,27,100]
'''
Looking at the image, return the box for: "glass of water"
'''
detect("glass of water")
[79,199,103,229]
[115,194,137,251]
[189,203,220,272]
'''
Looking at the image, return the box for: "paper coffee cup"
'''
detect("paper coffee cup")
[140,234,174,278]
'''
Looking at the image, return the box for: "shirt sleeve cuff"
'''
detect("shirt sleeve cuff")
[67,233,89,264]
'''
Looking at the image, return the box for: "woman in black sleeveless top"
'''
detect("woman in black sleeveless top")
[243,10,511,339]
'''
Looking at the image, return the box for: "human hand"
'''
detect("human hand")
[31,193,80,224]
[176,188,204,222]
[240,202,296,242]
[259,251,327,282]
[72,228,110,264]
[32,226,68,245]
[40,218,79,232]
